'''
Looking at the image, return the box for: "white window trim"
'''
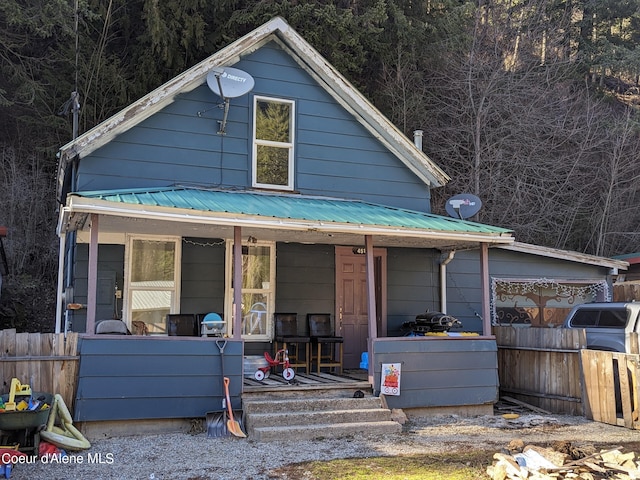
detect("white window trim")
[123,234,182,331]
[252,95,295,191]
[224,239,276,341]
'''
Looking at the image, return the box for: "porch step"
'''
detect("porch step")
[242,391,402,441]
[249,420,402,442]
[244,396,384,414]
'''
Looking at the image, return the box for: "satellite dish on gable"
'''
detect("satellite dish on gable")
[205,67,255,135]
[206,67,255,99]
[445,193,482,219]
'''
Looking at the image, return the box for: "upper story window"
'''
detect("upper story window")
[252,96,295,190]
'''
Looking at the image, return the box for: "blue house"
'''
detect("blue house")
[449,242,627,330]
[55,17,524,424]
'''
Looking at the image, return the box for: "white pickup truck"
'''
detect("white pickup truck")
[562,302,640,353]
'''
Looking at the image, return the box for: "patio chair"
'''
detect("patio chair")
[307,313,343,374]
[274,313,310,372]
[242,302,267,335]
[95,319,130,335]
[166,314,199,336]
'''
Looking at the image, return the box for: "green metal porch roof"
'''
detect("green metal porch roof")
[73,187,512,236]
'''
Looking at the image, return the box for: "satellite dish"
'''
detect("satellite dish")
[206,67,255,99]
[205,67,255,135]
[445,193,482,219]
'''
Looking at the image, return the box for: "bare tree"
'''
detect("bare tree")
[0,144,58,331]
[378,0,640,256]
[583,109,640,256]
[0,146,58,277]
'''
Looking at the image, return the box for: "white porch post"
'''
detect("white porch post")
[365,235,377,383]
[480,243,491,336]
[233,226,242,340]
[86,213,99,335]
[55,232,66,334]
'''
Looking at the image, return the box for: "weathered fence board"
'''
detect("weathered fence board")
[580,349,640,429]
[0,330,79,409]
[493,326,586,415]
[613,282,640,302]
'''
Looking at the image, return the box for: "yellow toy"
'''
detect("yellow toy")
[4,378,32,412]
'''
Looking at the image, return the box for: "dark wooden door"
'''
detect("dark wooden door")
[335,247,386,369]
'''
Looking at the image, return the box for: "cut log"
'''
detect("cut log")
[487,444,639,480]
[523,445,568,467]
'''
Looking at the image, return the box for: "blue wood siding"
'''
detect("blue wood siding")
[273,243,441,339]
[386,248,439,336]
[180,237,226,316]
[76,41,431,212]
[372,337,498,409]
[275,242,335,335]
[72,239,226,333]
[73,242,443,342]
[74,337,243,422]
[72,244,124,332]
[446,248,615,332]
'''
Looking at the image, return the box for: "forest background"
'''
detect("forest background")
[1,0,640,332]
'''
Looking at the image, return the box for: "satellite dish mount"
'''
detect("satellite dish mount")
[206,67,255,135]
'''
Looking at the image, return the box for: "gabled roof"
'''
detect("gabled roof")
[56,16,449,195]
[58,187,513,247]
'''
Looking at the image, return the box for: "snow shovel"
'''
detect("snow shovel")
[206,340,245,438]
[223,377,246,437]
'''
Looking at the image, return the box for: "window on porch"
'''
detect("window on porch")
[252,96,295,190]
[125,236,181,334]
[225,241,275,341]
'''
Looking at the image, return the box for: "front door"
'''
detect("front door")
[335,246,386,369]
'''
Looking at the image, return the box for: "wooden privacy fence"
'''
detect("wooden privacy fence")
[493,326,586,415]
[0,329,79,409]
[581,349,640,429]
[613,282,640,302]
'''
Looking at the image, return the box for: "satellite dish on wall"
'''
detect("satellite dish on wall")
[205,67,255,135]
[206,67,255,99]
[445,193,482,219]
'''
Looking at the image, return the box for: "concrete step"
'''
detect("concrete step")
[250,420,402,442]
[243,396,384,414]
[247,407,392,428]
[243,391,402,441]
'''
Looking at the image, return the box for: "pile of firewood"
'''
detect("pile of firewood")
[486,441,640,479]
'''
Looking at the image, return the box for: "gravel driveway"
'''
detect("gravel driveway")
[7,413,640,480]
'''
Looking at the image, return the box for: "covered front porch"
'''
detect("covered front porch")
[70,333,500,431]
[57,187,513,426]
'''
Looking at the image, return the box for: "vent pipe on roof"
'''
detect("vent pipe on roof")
[413,130,423,151]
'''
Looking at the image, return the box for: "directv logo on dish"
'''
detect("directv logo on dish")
[222,72,247,83]
[448,199,475,208]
